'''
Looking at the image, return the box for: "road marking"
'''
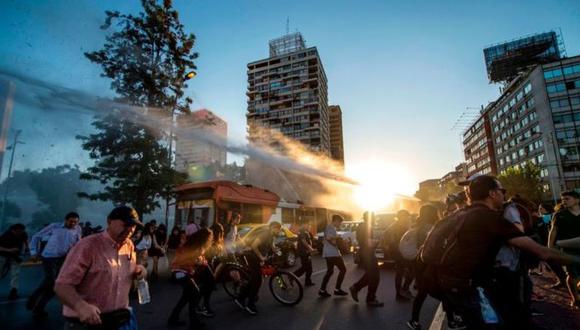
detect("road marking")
[429,303,446,330]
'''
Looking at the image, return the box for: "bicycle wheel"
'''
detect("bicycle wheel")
[221,263,250,299]
[269,270,303,306]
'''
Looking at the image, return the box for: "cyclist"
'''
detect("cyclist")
[234,221,282,315]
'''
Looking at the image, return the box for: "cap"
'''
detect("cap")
[108,206,143,227]
[458,173,483,186]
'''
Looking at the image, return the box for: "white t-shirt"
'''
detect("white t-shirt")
[135,235,152,251]
[224,225,238,253]
[322,224,341,258]
[495,204,522,271]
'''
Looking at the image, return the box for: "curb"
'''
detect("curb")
[429,303,446,330]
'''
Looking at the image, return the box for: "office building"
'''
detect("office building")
[486,54,580,198]
[328,105,344,165]
[462,105,498,177]
[175,109,227,173]
[246,32,330,155]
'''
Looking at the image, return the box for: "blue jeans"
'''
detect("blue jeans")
[28,257,65,312]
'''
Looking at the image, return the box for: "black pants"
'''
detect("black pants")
[169,275,201,324]
[195,265,216,310]
[394,256,413,294]
[293,254,313,284]
[444,286,498,330]
[238,253,262,307]
[489,267,530,330]
[28,257,64,312]
[352,252,379,301]
[320,256,346,291]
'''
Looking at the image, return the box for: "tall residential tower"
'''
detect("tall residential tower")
[246,32,330,155]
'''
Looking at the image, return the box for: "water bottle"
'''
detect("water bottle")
[137,279,151,304]
[477,287,498,324]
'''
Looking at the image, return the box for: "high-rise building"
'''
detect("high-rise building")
[175,109,227,173]
[462,105,498,177]
[246,32,330,155]
[328,105,344,165]
[471,54,580,199]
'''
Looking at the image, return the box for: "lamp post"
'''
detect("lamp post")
[0,129,24,231]
[163,71,197,228]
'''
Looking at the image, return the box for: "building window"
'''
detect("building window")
[562,64,580,76]
[544,68,563,79]
[524,82,532,94]
[550,98,570,108]
[553,113,574,125]
[547,83,566,94]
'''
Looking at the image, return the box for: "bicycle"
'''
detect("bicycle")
[217,251,303,306]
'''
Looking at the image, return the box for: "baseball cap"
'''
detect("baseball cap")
[458,173,483,186]
[107,206,143,227]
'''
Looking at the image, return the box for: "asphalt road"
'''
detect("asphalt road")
[0,255,438,330]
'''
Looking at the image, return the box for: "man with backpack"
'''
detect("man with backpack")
[349,212,383,307]
[387,209,414,299]
[421,175,580,329]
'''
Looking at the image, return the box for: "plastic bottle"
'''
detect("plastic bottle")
[477,287,498,324]
[137,279,151,304]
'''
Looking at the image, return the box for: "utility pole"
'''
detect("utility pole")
[0,81,15,180]
[0,129,24,231]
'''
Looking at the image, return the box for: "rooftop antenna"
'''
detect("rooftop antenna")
[286,17,289,34]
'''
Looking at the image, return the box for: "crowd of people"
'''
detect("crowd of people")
[0,174,579,330]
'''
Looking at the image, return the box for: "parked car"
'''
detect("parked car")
[315,221,363,254]
[237,223,298,267]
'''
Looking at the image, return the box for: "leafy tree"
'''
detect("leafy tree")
[79,0,197,217]
[0,200,21,221]
[28,165,83,218]
[498,162,544,202]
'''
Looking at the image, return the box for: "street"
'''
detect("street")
[0,255,439,330]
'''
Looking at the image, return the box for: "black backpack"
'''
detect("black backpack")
[419,207,472,266]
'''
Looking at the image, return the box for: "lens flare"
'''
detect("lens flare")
[347,160,416,211]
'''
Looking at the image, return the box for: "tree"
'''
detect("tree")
[79,0,197,217]
[28,165,83,218]
[498,162,544,202]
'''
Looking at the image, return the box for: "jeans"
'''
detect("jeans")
[0,255,21,290]
[293,254,313,284]
[320,256,346,291]
[28,257,65,312]
[352,252,379,301]
[394,256,413,294]
[444,286,498,330]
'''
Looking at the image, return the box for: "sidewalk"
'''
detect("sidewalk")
[528,271,580,330]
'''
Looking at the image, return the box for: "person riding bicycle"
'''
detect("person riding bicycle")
[234,221,282,315]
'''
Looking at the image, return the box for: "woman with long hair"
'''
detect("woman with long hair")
[167,226,183,267]
[149,223,167,279]
[168,227,213,328]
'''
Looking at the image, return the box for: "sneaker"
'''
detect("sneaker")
[349,286,359,302]
[530,308,544,317]
[334,289,348,296]
[197,307,216,318]
[406,320,422,330]
[233,298,246,311]
[8,288,18,300]
[245,304,258,315]
[318,290,331,298]
[366,299,384,307]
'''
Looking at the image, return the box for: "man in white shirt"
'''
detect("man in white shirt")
[319,215,348,297]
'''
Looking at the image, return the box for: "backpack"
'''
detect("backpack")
[399,228,420,260]
[420,208,470,266]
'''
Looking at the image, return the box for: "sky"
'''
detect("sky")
[0,0,579,195]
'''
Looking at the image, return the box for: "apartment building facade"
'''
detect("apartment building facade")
[246,33,330,155]
[328,105,344,165]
